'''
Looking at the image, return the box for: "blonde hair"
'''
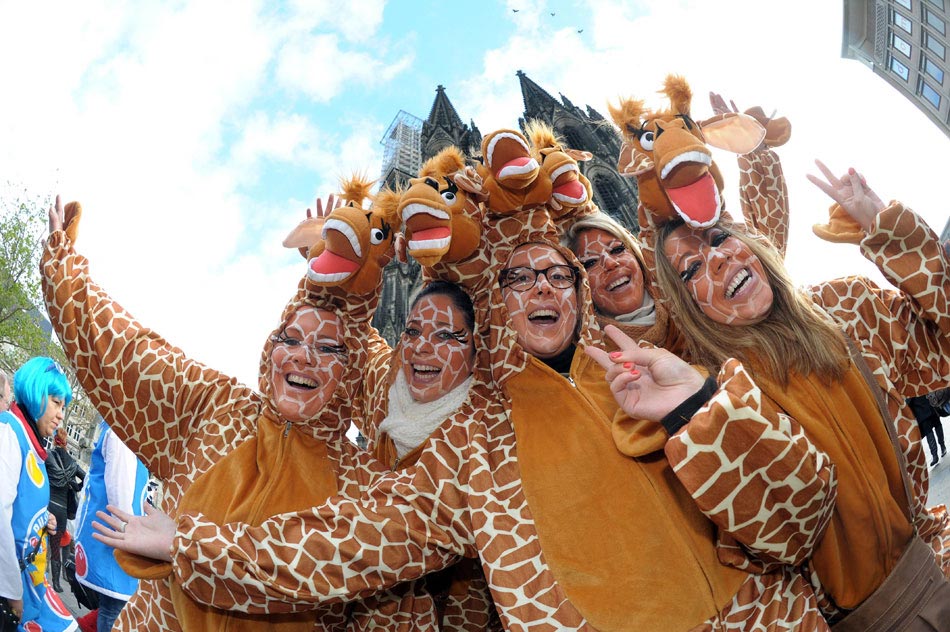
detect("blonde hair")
[654,221,848,384]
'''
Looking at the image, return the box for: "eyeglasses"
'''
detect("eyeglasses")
[499,265,578,292]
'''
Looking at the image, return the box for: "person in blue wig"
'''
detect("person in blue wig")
[0,356,78,631]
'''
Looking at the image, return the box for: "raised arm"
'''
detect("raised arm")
[41,198,257,479]
[710,93,791,256]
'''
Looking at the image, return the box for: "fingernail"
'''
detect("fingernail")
[630,369,639,376]
[623,362,633,369]
[609,351,622,359]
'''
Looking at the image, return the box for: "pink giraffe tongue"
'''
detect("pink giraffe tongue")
[666,173,720,226]
[553,179,586,201]
[497,156,533,179]
[309,250,360,276]
[412,226,451,243]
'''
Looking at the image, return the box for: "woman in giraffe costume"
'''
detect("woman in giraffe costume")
[40,189,431,631]
[602,161,950,629]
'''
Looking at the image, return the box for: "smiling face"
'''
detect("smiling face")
[574,228,645,318]
[399,293,475,404]
[36,395,66,438]
[663,224,774,326]
[501,243,579,359]
[269,307,347,422]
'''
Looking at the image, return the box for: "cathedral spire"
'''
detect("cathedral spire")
[427,84,465,131]
[517,70,560,119]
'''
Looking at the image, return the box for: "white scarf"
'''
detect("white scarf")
[612,290,656,326]
[378,370,474,458]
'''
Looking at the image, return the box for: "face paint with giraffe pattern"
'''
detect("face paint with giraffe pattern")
[269,307,347,422]
[574,228,645,318]
[501,243,579,359]
[664,224,774,326]
[399,293,475,404]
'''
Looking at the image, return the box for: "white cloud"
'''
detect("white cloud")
[275,33,414,102]
[286,0,387,43]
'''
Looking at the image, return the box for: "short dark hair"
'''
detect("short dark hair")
[410,281,476,333]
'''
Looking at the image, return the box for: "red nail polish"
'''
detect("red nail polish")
[630,369,639,376]
[623,362,633,369]
[609,351,622,359]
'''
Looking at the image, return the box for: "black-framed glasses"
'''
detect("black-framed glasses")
[499,265,578,292]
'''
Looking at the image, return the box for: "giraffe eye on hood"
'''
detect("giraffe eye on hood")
[370,228,386,245]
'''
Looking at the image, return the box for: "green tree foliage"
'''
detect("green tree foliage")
[1,186,99,448]
[0,186,52,372]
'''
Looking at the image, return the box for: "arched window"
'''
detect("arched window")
[593,173,624,213]
[560,125,589,152]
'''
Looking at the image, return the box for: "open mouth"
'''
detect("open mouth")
[528,308,560,324]
[411,363,442,383]
[487,132,538,181]
[661,151,720,227]
[497,156,538,180]
[551,163,587,205]
[285,373,319,390]
[403,203,452,251]
[607,277,630,292]
[308,250,359,283]
[726,269,751,298]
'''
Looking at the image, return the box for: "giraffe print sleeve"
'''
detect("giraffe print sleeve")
[356,329,394,443]
[736,147,789,257]
[809,203,950,397]
[40,230,257,478]
[171,465,470,612]
[664,359,838,566]
[860,201,950,335]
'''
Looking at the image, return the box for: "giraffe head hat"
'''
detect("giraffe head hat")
[392,146,487,267]
[306,175,396,297]
[608,75,767,230]
[476,125,590,217]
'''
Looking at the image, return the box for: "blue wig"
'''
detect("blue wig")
[13,357,73,421]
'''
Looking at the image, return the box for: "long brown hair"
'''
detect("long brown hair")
[654,220,848,384]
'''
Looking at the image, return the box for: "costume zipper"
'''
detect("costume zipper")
[222,421,293,632]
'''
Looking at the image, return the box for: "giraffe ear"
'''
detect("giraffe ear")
[63,201,83,244]
[699,112,766,154]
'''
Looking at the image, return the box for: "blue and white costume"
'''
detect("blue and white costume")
[0,406,78,631]
[74,420,149,600]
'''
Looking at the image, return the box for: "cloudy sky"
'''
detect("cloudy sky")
[2,0,949,388]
